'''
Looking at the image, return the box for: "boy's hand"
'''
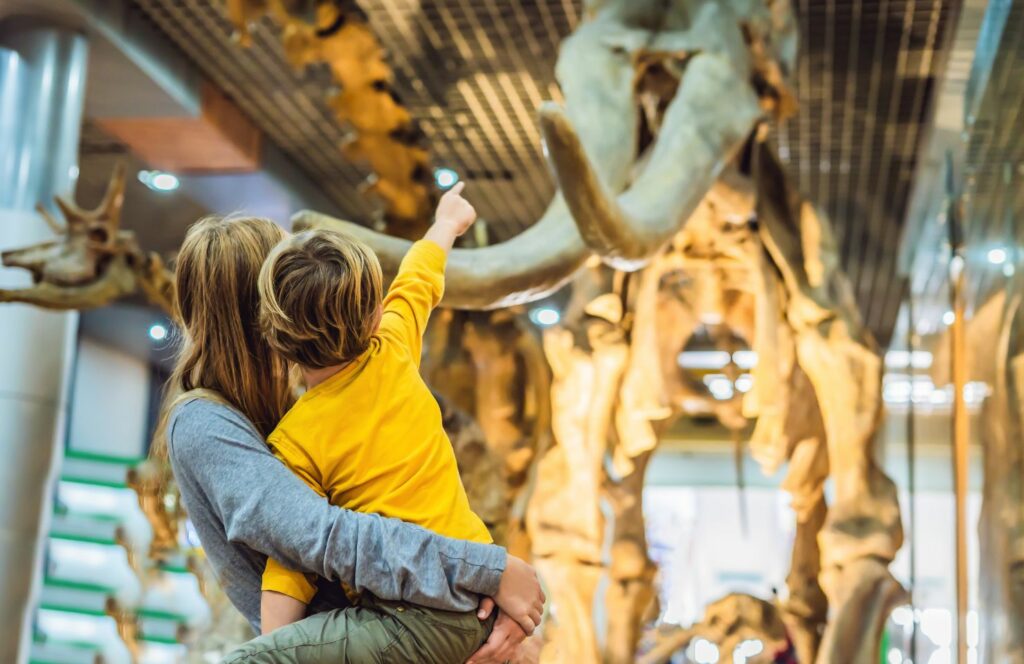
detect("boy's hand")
[491,555,545,635]
[435,181,476,235]
[426,182,476,252]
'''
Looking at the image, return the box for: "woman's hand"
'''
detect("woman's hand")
[466,605,529,664]
[492,555,545,634]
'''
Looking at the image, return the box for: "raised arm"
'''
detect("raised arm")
[378,182,478,358]
[377,240,447,360]
[169,399,503,612]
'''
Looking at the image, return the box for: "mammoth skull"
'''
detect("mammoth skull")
[295,0,796,309]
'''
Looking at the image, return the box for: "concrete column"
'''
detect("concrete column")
[0,19,87,663]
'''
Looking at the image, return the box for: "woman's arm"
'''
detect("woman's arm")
[169,399,504,612]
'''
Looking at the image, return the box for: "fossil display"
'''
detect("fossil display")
[0,1,914,662]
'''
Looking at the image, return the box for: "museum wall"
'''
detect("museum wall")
[68,338,151,460]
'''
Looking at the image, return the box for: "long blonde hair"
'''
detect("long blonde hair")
[159,215,292,446]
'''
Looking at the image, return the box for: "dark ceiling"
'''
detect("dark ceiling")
[83,0,963,346]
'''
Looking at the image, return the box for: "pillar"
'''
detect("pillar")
[0,18,87,663]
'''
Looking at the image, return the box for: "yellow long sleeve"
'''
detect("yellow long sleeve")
[377,240,446,365]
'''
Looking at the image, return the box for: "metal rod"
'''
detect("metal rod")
[950,254,969,664]
[906,290,918,663]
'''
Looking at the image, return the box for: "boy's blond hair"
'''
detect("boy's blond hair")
[258,229,384,369]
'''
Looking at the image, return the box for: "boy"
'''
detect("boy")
[254,183,509,661]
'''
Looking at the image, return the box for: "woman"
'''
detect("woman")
[161,215,543,663]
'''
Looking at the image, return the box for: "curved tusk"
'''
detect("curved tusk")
[294,194,592,310]
[541,53,763,271]
[294,57,762,309]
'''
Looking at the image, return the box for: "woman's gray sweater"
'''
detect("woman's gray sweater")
[166,398,506,632]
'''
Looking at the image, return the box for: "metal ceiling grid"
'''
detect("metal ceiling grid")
[776,0,957,344]
[130,0,377,221]
[960,5,1024,311]
[121,0,961,344]
[356,0,576,236]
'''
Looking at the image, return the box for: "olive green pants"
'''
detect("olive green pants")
[222,595,495,664]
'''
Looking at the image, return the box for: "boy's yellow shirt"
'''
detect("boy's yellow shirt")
[262,240,492,604]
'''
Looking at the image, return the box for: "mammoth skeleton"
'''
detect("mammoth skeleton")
[0,1,907,662]
[293,1,905,662]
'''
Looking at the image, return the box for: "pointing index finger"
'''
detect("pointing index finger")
[448,181,466,196]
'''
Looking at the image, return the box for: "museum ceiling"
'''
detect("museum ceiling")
[79,0,963,346]
[919,2,1024,317]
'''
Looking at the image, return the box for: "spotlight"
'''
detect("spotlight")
[138,170,180,192]
[434,168,459,190]
[529,307,560,327]
[678,351,730,369]
[942,310,955,326]
[987,248,1007,265]
[734,374,754,393]
[149,324,168,341]
[692,638,719,664]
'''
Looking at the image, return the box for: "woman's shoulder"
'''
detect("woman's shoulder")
[167,396,262,454]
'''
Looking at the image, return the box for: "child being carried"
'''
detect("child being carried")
[255,183,501,662]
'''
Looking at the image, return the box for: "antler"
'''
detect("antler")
[53,160,127,240]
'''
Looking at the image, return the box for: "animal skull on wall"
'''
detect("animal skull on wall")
[0,163,174,314]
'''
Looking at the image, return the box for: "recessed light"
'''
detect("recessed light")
[149,324,168,341]
[434,168,459,189]
[529,307,560,327]
[139,170,180,192]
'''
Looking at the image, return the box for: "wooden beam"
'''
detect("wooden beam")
[95,81,261,173]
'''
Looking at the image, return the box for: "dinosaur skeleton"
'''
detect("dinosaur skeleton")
[638,592,791,664]
[933,291,1024,663]
[226,0,434,234]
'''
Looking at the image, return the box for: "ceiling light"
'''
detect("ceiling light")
[987,248,1007,265]
[942,310,955,326]
[884,350,933,369]
[529,307,560,327]
[149,324,168,341]
[692,638,719,664]
[434,168,459,189]
[703,375,734,400]
[678,351,730,369]
[732,350,757,369]
[139,170,179,192]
